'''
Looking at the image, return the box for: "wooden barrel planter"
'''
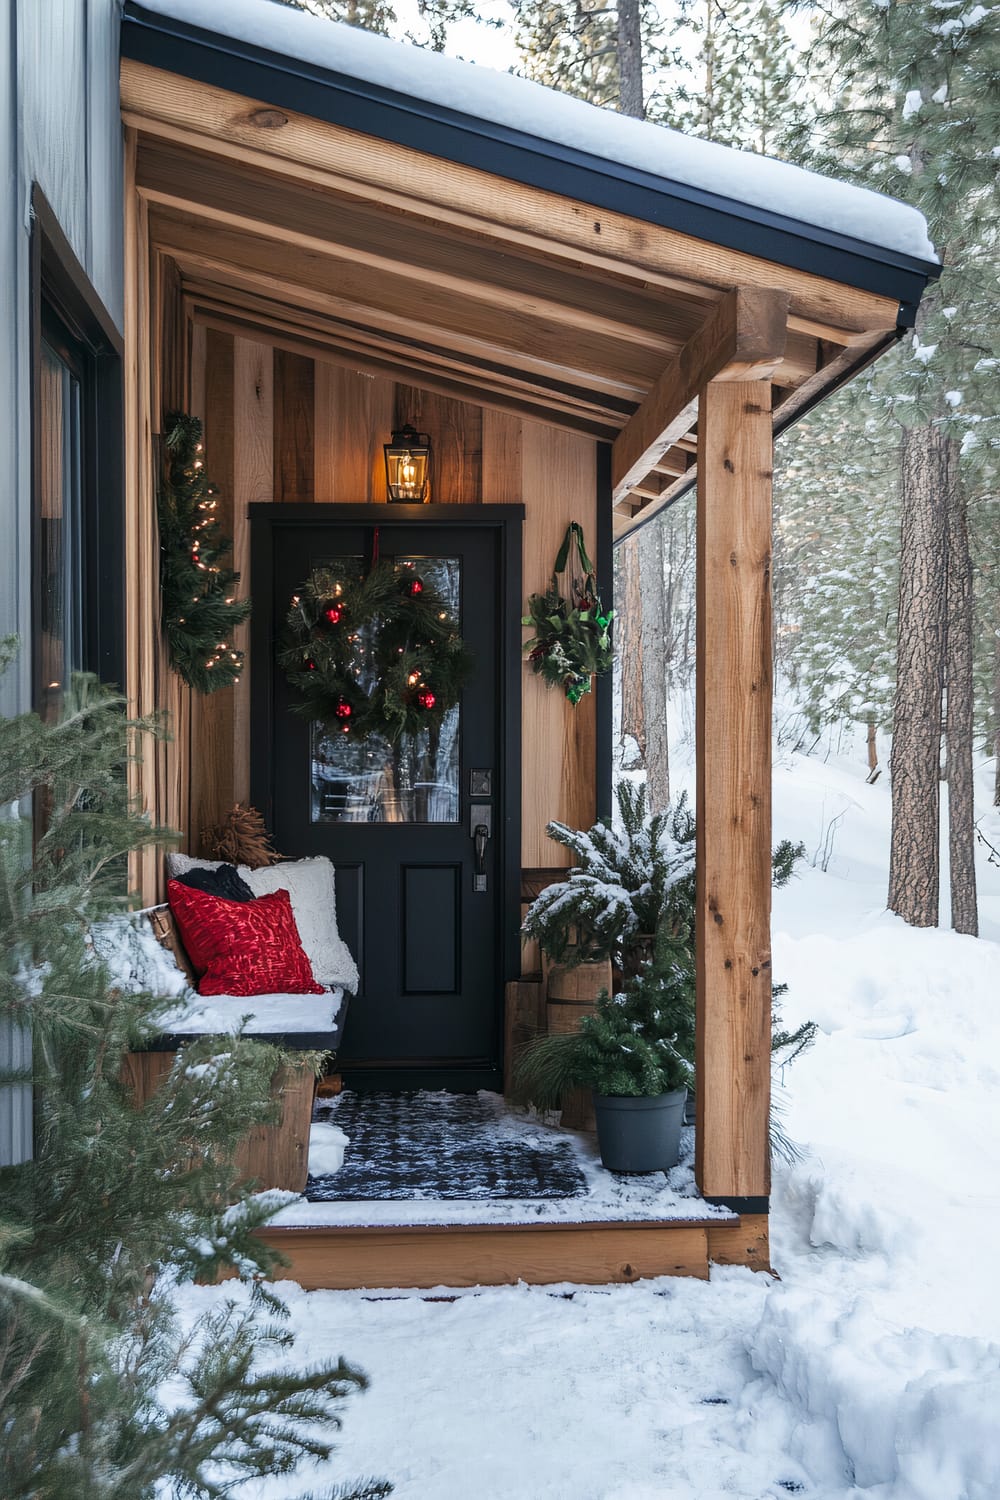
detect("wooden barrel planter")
[544,955,613,1132]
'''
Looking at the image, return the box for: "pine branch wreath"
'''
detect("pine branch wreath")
[523,521,613,704]
[159,412,251,694]
[278,559,473,742]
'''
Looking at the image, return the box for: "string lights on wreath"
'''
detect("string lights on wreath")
[278,558,472,743]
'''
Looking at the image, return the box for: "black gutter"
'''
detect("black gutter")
[121,3,939,318]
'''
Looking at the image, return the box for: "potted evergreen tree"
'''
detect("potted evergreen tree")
[517,783,812,1169]
[521,781,696,985]
[514,926,695,1172]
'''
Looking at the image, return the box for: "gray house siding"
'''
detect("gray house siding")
[0,0,124,1167]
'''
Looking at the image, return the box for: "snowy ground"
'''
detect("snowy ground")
[171,732,1000,1500]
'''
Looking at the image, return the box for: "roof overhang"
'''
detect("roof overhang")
[122,2,938,317]
[119,2,940,540]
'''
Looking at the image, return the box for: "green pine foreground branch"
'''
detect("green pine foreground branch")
[0,641,389,1500]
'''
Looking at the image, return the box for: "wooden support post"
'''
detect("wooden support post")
[611,286,788,505]
[695,380,775,1203]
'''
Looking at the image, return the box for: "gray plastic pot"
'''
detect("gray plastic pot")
[592,1089,687,1173]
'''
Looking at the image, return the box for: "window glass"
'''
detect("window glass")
[310,556,461,825]
[38,339,84,719]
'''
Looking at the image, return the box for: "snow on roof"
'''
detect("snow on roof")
[139,0,936,265]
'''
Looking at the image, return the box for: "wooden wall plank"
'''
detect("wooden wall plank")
[695,381,773,1202]
[157,253,186,417]
[189,330,236,849]
[232,339,274,804]
[520,422,597,869]
[314,363,394,502]
[395,386,482,504]
[124,127,158,898]
[482,409,523,507]
[273,348,315,502]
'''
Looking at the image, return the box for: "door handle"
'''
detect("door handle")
[473,823,489,893]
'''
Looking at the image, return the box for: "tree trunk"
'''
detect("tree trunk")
[638,521,669,809]
[866,717,879,778]
[616,0,645,119]
[944,450,978,935]
[618,534,645,763]
[888,423,950,926]
[994,620,1000,808]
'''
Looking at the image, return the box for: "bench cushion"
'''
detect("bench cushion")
[152,986,347,1054]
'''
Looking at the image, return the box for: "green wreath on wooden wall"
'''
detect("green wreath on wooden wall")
[158,412,251,694]
[522,522,614,705]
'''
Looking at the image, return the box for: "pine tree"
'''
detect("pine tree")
[271,0,397,35]
[0,647,389,1500]
[794,0,1000,933]
[665,0,800,152]
[774,385,900,759]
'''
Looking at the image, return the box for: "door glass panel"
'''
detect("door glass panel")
[310,555,461,825]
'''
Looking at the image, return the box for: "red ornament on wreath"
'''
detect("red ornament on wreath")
[416,687,436,710]
[407,576,424,597]
[321,600,347,626]
[334,698,352,720]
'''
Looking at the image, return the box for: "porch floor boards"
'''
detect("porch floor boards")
[255,1091,769,1289]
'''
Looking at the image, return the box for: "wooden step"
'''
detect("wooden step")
[255,1213,769,1290]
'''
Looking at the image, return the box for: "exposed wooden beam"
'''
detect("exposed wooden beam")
[187,300,621,442]
[611,287,788,504]
[182,273,646,405]
[184,283,633,423]
[136,137,701,357]
[150,207,675,393]
[121,61,903,340]
[695,380,773,1202]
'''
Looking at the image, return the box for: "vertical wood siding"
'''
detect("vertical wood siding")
[133,323,600,976]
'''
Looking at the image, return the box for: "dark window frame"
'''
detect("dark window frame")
[30,186,125,707]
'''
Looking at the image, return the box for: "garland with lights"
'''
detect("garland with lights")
[278,558,473,742]
[522,521,613,705]
[158,412,251,694]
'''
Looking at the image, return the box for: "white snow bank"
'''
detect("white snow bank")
[308,1121,349,1176]
[141,0,936,262]
[90,911,189,1000]
[161,725,1000,1499]
[750,1292,1000,1499]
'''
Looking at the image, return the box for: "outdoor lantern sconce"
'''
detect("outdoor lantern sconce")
[384,424,431,502]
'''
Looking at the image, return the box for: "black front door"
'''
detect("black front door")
[252,507,520,1091]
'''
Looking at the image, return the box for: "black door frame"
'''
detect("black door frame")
[249,503,525,1072]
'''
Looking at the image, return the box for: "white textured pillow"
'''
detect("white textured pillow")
[239,856,359,994]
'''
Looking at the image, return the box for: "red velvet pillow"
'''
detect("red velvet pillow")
[167,880,325,997]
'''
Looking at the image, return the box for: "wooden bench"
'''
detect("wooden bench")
[124,911,349,1194]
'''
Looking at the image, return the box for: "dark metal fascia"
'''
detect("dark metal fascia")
[121,3,940,314]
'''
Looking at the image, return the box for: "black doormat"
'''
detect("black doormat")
[307,1091,588,1201]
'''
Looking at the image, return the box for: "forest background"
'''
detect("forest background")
[284,0,1000,937]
